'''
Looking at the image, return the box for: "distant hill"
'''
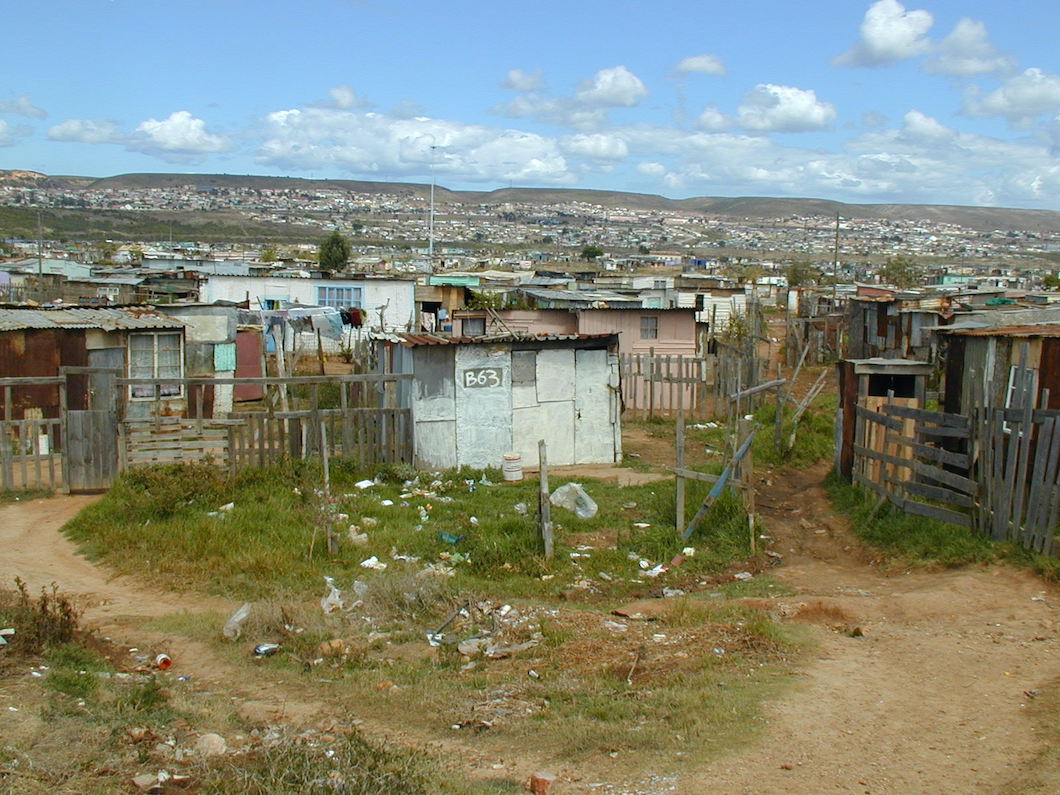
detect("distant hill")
[3,170,1059,233]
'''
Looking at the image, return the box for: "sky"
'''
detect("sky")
[1,0,1059,209]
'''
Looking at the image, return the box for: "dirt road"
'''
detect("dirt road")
[2,468,1058,793]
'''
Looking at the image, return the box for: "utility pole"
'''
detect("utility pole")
[36,209,43,279]
[831,212,840,305]
[428,145,436,267]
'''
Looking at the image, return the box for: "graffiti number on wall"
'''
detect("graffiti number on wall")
[462,367,503,388]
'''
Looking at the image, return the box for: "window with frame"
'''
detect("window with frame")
[317,285,362,309]
[640,315,659,339]
[463,316,486,336]
[128,332,183,398]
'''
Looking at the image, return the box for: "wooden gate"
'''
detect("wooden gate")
[64,409,119,492]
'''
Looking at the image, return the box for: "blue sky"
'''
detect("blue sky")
[2,0,1058,209]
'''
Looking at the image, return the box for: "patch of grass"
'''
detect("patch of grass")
[827,472,1059,580]
[0,579,80,662]
[0,487,53,504]
[63,460,761,603]
[752,391,837,469]
[197,726,452,794]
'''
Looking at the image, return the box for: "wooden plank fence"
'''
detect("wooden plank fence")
[851,362,1058,555]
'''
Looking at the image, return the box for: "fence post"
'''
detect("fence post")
[538,439,553,560]
[675,409,686,532]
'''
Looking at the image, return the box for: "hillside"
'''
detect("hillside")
[3,169,1059,234]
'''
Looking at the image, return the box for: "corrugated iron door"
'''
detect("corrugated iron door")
[64,409,118,492]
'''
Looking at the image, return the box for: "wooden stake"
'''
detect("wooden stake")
[538,439,553,560]
[675,408,686,533]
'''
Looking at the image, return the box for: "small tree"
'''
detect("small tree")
[785,261,819,287]
[581,245,604,261]
[878,255,923,289]
[318,231,351,272]
[260,246,279,263]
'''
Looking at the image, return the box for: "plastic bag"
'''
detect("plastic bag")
[549,482,598,519]
[222,602,252,640]
[320,576,344,614]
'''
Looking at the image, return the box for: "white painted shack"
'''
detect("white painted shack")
[378,333,622,470]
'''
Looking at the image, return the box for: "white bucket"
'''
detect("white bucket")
[501,452,523,481]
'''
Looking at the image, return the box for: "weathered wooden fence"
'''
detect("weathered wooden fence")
[1,376,68,492]
[0,371,414,493]
[118,373,413,474]
[618,344,768,421]
[851,366,1058,555]
[976,359,1060,553]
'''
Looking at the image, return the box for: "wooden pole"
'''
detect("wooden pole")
[738,418,756,553]
[321,422,338,556]
[316,329,327,375]
[675,408,686,533]
[538,439,553,560]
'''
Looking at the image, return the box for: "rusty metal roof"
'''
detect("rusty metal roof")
[0,306,185,332]
[941,323,1060,338]
[377,332,616,347]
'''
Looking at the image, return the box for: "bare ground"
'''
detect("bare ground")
[2,458,1058,793]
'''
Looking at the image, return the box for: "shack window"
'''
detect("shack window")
[317,286,362,309]
[867,373,916,398]
[640,315,659,339]
[463,316,486,337]
[129,332,183,398]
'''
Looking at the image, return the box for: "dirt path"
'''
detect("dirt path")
[687,462,1060,794]
[3,469,1058,793]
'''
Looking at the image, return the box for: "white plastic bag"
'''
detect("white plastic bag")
[222,602,252,640]
[320,576,344,614]
[549,482,598,519]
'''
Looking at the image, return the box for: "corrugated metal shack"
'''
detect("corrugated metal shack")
[377,332,621,470]
[939,323,1060,414]
[0,306,185,419]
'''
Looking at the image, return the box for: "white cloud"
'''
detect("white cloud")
[834,0,934,68]
[637,162,667,177]
[0,95,47,119]
[493,65,646,130]
[696,106,729,131]
[737,84,836,132]
[257,106,574,185]
[502,68,542,92]
[329,85,360,110]
[924,18,1014,77]
[675,54,726,76]
[48,119,123,144]
[562,133,629,161]
[0,119,32,146]
[899,110,954,143]
[574,66,648,107]
[131,111,230,161]
[963,68,1060,123]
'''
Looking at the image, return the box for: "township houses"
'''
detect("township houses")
[377,332,622,470]
[0,306,186,419]
[939,323,1060,413]
[199,272,416,339]
[449,307,697,358]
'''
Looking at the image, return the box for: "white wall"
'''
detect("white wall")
[201,274,416,331]
[409,343,620,470]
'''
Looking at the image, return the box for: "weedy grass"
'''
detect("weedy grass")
[0,579,80,666]
[58,460,804,770]
[62,459,762,603]
[0,487,53,504]
[827,472,1060,582]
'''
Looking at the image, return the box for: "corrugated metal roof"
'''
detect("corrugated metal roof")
[377,332,615,347]
[0,306,184,331]
[941,323,1060,338]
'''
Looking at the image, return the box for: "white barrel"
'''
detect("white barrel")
[501,452,523,481]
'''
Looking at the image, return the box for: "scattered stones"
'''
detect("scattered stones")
[195,733,227,757]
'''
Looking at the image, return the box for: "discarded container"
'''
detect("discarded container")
[253,643,280,657]
[154,653,173,670]
[222,602,252,640]
[549,482,598,519]
[501,453,523,481]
